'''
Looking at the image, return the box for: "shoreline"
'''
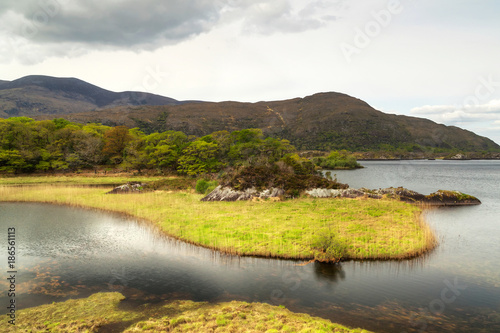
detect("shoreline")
[0,183,438,262]
[0,198,438,263]
[357,157,500,161]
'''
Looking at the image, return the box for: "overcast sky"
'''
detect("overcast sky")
[1,0,499,144]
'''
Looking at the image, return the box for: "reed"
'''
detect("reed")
[0,185,437,261]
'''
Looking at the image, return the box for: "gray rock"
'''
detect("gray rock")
[305,188,365,198]
[201,186,284,202]
[107,183,145,194]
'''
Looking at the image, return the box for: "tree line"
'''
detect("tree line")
[0,117,296,175]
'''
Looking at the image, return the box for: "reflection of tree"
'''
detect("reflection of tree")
[313,262,346,283]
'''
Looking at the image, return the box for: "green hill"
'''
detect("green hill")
[1,76,498,153]
[36,92,500,152]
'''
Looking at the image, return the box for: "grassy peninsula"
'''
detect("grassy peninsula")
[0,178,436,261]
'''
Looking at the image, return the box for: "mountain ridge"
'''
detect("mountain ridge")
[1,75,499,153]
[0,75,182,117]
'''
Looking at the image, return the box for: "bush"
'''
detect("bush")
[313,150,361,170]
[221,162,347,197]
[312,232,347,262]
[195,179,218,194]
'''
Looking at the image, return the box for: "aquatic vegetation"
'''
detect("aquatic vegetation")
[0,292,372,332]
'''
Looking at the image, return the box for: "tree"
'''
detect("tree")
[103,126,132,164]
[143,131,188,172]
[177,140,222,176]
[0,149,30,173]
[73,132,105,171]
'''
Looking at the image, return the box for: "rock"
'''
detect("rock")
[107,182,145,194]
[424,190,481,206]
[375,187,426,202]
[305,188,365,199]
[376,187,481,206]
[306,186,481,206]
[448,154,470,160]
[202,185,481,206]
[201,186,285,202]
[305,188,340,198]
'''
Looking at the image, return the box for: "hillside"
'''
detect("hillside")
[35,92,500,152]
[0,75,181,117]
[1,75,499,152]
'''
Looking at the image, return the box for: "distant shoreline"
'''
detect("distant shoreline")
[357,158,500,161]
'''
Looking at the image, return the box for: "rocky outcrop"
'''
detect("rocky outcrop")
[422,190,481,206]
[305,188,368,199]
[107,182,145,194]
[306,187,481,206]
[202,185,480,206]
[201,186,284,202]
[447,154,470,160]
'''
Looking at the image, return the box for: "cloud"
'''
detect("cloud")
[0,0,343,64]
[224,0,340,34]
[410,100,500,125]
[1,0,225,48]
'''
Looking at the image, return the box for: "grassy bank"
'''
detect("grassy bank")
[0,174,163,185]
[0,183,436,260]
[2,292,372,332]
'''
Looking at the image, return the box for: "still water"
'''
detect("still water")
[0,160,499,332]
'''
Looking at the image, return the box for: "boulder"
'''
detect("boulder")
[201,186,284,202]
[447,154,470,160]
[107,182,145,194]
[305,188,369,199]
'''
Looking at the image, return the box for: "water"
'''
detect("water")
[0,160,499,332]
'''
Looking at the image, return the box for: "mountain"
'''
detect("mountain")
[0,75,181,117]
[1,75,499,152]
[35,92,500,153]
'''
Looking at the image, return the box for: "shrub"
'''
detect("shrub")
[221,162,347,197]
[312,232,347,262]
[195,179,218,194]
[313,150,361,170]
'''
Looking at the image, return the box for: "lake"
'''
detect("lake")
[1,160,499,332]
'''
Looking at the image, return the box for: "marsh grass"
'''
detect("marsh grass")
[0,185,436,261]
[1,292,372,332]
[0,175,164,185]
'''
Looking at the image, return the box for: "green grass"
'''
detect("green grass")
[0,174,164,185]
[0,183,436,260]
[1,292,372,332]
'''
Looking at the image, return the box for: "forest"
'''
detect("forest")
[0,117,360,175]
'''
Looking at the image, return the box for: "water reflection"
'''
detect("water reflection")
[2,160,500,333]
[313,262,346,282]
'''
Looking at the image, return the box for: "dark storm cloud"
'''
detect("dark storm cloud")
[2,0,340,47]
[0,0,341,64]
[4,0,224,48]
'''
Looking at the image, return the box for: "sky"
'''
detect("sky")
[1,0,500,145]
